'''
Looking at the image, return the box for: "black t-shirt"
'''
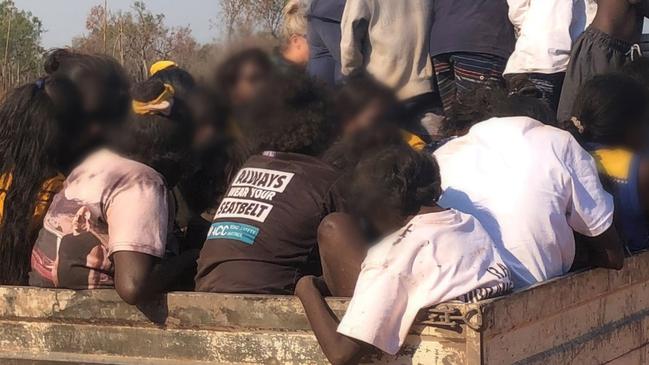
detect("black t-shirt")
[195,152,344,294]
[429,0,515,59]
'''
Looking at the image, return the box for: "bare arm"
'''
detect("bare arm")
[295,276,372,365]
[113,249,199,305]
[579,225,624,270]
[317,213,367,297]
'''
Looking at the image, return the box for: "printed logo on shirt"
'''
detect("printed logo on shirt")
[214,167,296,225]
[231,168,295,193]
[458,263,513,303]
[207,222,260,245]
[214,198,273,223]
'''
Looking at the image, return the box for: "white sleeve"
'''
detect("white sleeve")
[337,264,409,355]
[563,136,614,237]
[340,0,370,76]
[507,0,531,35]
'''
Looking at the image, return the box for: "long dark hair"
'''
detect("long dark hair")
[0,77,83,284]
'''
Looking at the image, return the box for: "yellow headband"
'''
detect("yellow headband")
[149,60,177,76]
[132,83,175,116]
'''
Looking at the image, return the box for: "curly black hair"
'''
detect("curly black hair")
[0,77,83,284]
[150,65,196,100]
[444,86,555,135]
[113,79,194,187]
[351,145,442,219]
[237,71,337,156]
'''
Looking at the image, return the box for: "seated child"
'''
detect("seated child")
[194,73,346,295]
[563,73,649,252]
[435,89,624,289]
[557,0,649,120]
[30,80,198,305]
[296,145,513,363]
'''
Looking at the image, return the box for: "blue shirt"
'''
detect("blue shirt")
[429,0,515,59]
[307,0,346,22]
[589,145,649,252]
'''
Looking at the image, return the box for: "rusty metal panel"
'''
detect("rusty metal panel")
[481,252,649,365]
[0,287,475,364]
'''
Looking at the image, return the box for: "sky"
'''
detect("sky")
[14,0,218,48]
[11,1,649,48]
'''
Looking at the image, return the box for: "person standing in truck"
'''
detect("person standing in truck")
[504,0,593,113]
[340,0,439,142]
[557,0,649,120]
[430,0,515,118]
[296,145,513,364]
[306,0,346,87]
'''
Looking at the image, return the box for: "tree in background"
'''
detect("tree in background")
[73,1,200,81]
[0,1,44,91]
[220,0,286,41]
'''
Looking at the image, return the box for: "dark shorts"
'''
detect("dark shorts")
[557,27,635,121]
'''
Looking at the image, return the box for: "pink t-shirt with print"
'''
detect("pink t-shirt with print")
[30,149,171,289]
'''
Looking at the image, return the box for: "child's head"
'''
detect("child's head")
[116,79,193,187]
[567,73,649,150]
[0,76,84,284]
[149,61,196,100]
[336,72,404,138]
[350,145,442,235]
[239,71,337,156]
[215,48,273,107]
[44,49,130,154]
[187,85,230,154]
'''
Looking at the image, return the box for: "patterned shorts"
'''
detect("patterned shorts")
[432,52,507,115]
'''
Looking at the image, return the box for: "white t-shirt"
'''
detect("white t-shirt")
[337,209,513,355]
[504,0,595,75]
[434,117,614,288]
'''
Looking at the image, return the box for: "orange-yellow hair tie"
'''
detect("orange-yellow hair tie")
[132,83,175,116]
[149,60,177,76]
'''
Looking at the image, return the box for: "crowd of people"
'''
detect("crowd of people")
[0,0,647,363]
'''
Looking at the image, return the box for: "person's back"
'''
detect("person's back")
[340,0,434,101]
[195,71,342,294]
[435,116,616,287]
[30,150,171,289]
[194,152,343,294]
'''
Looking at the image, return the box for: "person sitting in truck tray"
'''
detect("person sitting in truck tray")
[29,80,198,305]
[434,87,625,289]
[296,145,513,364]
[194,72,349,295]
[561,73,649,252]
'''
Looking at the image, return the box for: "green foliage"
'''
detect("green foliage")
[0,0,44,89]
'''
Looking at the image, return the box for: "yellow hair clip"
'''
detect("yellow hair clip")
[149,60,177,76]
[132,83,175,116]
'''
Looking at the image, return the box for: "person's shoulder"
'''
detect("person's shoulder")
[73,149,165,187]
